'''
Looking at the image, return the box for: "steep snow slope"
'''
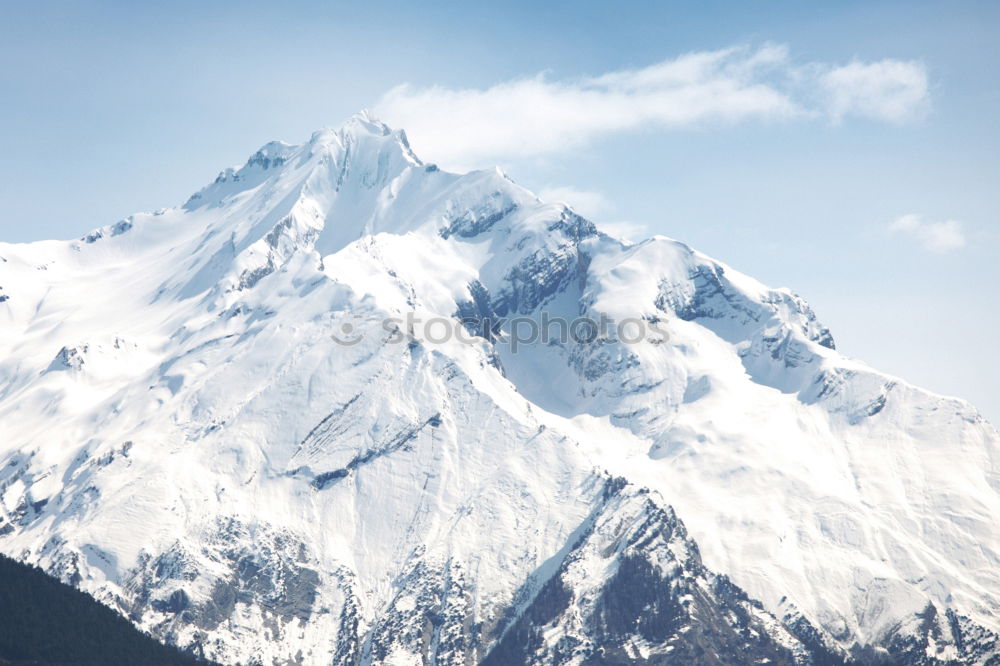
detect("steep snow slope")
[0,113,997,665]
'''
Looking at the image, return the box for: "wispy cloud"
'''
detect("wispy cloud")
[889,214,965,252]
[820,59,929,124]
[375,44,928,169]
[537,186,612,219]
[536,186,646,240]
[595,220,649,241]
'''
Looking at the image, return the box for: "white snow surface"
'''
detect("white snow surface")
[0,113,997,664]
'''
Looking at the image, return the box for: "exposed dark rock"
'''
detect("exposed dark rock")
[547,208,598,243]
[440,191,518,239]
[482,478,843,666]
[120,519,321,653]
[82,218,134,244]
[493,246,587,317]
[310,414,439,490]
[47,345,89,372]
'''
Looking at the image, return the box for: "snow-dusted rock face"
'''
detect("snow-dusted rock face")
[0,113,997,665]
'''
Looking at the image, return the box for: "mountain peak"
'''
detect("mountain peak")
[346,108,391,133]
[308,111,396,149]
[184,113,423,214]
[2,115,998,666]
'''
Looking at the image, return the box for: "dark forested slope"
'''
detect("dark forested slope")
[0,554,212,666]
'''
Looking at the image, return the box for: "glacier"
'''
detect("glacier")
[0,112,997,665]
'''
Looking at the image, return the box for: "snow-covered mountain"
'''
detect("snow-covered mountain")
[0,112,997,665]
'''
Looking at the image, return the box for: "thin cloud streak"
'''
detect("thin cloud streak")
[536,186,647,240]
[820,59,929,124]
[537,186,612,219]
[889,214,965,252]
[375,44,929,170]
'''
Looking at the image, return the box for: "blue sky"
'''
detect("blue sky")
[2,1,998,423]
